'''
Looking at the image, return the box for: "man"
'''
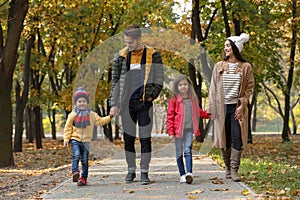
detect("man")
[109,24,164,185]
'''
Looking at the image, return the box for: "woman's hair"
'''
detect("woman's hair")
[171,74,199,102]
[224,40,247,62]
[124,24,141,39]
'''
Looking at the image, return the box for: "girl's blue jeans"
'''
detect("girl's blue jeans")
[71,139,90,179]
[175,129,193,176]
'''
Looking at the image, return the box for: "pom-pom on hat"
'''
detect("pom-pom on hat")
[74,87,89,103]
[227,33,249,52]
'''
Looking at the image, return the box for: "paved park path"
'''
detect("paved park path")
[41,138,255,200]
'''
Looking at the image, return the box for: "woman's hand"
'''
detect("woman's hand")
[169,135,175,141]
[235,105,243,120]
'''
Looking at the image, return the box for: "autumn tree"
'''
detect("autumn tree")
[0,0,29,166]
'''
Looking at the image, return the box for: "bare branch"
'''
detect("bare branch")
[262,82,284,119]
[204,8,218,40]
[0,0,8,8]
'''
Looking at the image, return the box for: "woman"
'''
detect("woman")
[207,33,254,182]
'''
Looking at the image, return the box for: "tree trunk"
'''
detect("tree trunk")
[40,110,45,139]
[247,102,253,144]
[220,0,230,37]
[291,94,299,134]
[0,0,29,167]
[34,106,43,149]
[14,82,25,152]
[27,106,35,143]
[282,0,297,142]
[252,96,257,132]
[14,33,33,152]
[0,79,14,167]
[51,109,57,139]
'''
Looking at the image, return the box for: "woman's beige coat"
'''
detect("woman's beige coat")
[207,61,254,150]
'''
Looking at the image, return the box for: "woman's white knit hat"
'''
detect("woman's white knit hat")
[227,33,249,52]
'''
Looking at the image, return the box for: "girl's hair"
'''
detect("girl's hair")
[171,74,199,102]
[224,40,247,62]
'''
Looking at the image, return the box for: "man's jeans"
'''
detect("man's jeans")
[175,129,193,176]
[122,100,153,173]
[71,139,90,179]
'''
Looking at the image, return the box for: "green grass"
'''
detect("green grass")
[207,147,300,198]
[239,158,300,197]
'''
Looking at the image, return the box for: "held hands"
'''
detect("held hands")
[109,106,118,117]
[169,135,175,141]
[64,141,69,147]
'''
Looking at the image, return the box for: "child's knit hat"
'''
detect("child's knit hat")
[74,87,89,103]
[227,33,249,52]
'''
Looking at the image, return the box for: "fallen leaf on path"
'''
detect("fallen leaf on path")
[241,189,250,196]
[187,195,198,199]
[212,180,224,184]
[7,192,17,196]
[210,188,229,191]
[194,155,206,160]
[186,189,204,194]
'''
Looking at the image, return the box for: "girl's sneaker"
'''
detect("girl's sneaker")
[77,177,87,186]
[185,173,193,184]
[180,175,186,183]
[72,171,79,182]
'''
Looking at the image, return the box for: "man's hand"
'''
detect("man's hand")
[110,106,118,117]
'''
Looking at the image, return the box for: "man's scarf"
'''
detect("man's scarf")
[73,105,90,128]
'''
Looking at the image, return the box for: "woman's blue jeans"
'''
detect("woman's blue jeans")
[175,129,193,176]
[71,139,90,179]
[225,104,242,150]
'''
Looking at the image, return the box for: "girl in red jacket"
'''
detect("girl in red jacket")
[167,74,209,184]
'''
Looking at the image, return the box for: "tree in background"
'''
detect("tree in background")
[0,0,29,167]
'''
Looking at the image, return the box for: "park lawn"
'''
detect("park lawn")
[206,134,300,199]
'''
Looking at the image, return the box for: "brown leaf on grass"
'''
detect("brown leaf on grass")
[281,169,287,174]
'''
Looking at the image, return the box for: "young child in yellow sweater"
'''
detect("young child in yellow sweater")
[63,87,113,186]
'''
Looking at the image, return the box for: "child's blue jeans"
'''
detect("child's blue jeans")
[71,139,90,179]
[175,129,193,176]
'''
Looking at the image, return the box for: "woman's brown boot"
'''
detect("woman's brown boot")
[221,148,231,179]
[230,148,242,182]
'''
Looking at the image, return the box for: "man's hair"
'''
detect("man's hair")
[124,24,141,39]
